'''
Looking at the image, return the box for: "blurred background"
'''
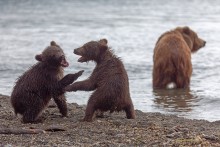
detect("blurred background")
[0,0,219,121]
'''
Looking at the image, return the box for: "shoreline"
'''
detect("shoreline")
[0,94,219,146]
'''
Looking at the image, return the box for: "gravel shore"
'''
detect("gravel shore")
[0,94,219,146]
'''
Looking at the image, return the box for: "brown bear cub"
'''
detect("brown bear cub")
[11,41,83,123]
[153,26,206,89]
[66,39,135,121]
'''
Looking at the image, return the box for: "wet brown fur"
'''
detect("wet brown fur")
[11,41,83,123]
[66,39,135,121]
[153,26,206,89]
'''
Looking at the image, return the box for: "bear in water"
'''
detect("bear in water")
[153,26,206,89]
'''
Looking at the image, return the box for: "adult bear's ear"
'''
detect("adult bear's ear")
[181,27,193,49]
[182,26,191,35]
[35,54,43,61]
[99,38,108,53]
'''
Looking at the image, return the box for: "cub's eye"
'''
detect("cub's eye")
[61,55,65,59]
[58,55,65,61]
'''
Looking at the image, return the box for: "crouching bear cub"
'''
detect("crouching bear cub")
[153,26,206,89]
[66,39,135,121]
[11,41,83,123]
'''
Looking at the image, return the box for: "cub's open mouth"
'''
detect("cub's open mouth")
[74,48,87,63]
[61,58,69,67]
[77,56,87,62]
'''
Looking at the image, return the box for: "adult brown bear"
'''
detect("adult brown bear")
[66,39,135,121]
[153,26,206,89]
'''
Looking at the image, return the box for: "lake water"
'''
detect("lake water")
[0,0,219,122]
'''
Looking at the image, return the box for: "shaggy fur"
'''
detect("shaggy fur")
[153,26,206,89]
[66,39,135,121]
[11,41,83,123]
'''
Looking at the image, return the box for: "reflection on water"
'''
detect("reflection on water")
[153,89,200,112]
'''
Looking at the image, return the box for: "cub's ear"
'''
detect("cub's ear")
[50,41,57,46]
[99,38,108,45]
[35,54,43,61]
[50,41,61,48]
[99,39,108,53]
[182,26,191,35]
[99,38,108,53]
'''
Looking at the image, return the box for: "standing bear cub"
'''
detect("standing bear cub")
[11,41,83,123]
[153,26,206,89]
[66,39,135,121]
